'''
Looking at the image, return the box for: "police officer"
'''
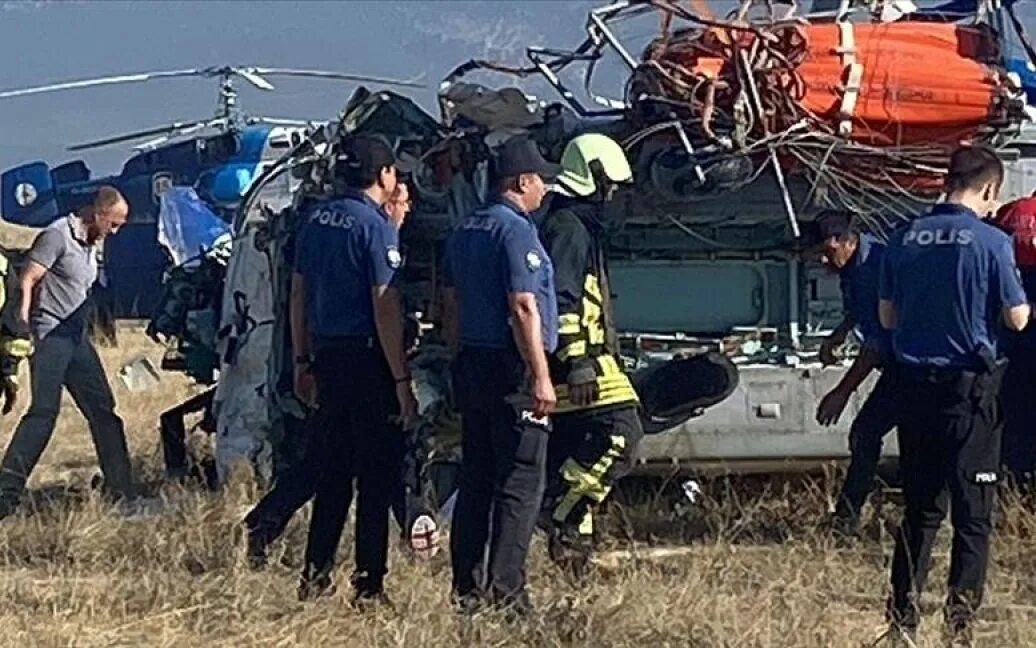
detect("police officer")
[812,211,896,536]
[444,135,559,614]
[244,182,417,568]
[878,145,1030,644]
[537,134,643,574]
[291,135,417,604]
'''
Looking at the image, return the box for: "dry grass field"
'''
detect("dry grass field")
[0,326,1034,647]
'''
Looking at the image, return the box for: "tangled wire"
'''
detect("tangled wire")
[622,0,1019,237]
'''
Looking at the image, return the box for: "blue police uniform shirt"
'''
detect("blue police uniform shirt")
[444,197,558,352]
[840,234,890,359]
[294,190,401,338]
[879,203,1028,370]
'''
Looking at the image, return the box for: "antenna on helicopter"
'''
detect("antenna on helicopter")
[0,65,425,151]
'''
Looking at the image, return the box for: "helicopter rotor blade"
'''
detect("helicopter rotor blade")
[247,67,426,89]
[0,69,205,100]
[245,116,323,127]
[67,117,219,152]
[132,118,229,151]
[233,68,276,91]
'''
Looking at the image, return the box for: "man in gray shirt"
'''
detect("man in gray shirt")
[0,186,135,517]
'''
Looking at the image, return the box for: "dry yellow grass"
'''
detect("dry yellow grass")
[0,328,1034,647]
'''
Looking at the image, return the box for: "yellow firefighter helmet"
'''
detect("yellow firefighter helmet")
[556,133,633,197]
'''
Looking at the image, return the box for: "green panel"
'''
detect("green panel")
[611,261,774,334]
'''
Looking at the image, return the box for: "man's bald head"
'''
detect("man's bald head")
[80,185,129,242]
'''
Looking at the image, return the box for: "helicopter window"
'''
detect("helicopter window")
[268,136,291,149]
[199,133,240,164]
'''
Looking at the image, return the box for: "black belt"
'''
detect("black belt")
[313,334,377,349]
[897,364,980,383]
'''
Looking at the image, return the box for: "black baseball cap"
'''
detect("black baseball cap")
[338,134,397,176]
[495,135,561,179]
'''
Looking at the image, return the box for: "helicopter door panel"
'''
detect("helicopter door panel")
[1,162,60,227]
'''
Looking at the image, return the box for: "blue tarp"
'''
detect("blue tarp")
[157,187,231,267]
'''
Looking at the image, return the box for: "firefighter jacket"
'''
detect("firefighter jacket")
[0,252,32,378]
[539,200,638,414]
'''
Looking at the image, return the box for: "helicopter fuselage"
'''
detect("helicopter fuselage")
[1,123,308,316]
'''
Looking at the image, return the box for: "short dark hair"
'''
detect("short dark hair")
[945,145,1003,194]
[815,209,856,240]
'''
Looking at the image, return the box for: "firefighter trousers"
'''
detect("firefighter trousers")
[543,404,643,539]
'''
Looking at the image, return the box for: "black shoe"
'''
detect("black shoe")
[883,599,919,647]
[873,624,918,647]
[453,590,484,616]
[0,497,18,522]
[245,529,269,571]
[351,588,393,612]
[488,587,534,621]
[547,524,593,582]
[298,574,336,601]
[944,593,978,648]
[826,513,861,541]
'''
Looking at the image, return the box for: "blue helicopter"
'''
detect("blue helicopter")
[0,65,422,318]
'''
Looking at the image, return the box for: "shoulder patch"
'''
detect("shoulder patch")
[525,250,542,271]
[387,246,403,270]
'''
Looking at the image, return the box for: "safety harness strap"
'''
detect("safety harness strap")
[836,21,863,138]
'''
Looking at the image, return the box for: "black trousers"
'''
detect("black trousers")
[544,405,643,536]
[1001,339,1036,483]
[450,347,549,608]
[834,370,898,521]
[889,365,1004,629]
[244,409,327,547]
[302,338,403,593]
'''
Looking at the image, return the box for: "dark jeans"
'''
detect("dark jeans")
[301,338,403,594]
[889,365,1004,630]
[0,332,134,505]
[450,347,549,609]
[834,370,898,522]
[544,405,643,536]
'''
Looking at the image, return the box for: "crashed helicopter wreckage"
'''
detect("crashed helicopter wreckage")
[149,0,1036,514]
[443,0,1032,236]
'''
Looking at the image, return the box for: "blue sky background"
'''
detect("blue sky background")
[0,0,1032,177]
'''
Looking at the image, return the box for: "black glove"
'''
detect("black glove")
[1,376,18,415]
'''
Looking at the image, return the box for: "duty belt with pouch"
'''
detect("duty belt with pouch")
[897,355,1006,409]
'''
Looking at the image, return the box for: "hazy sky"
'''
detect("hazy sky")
[0,0,1032,177]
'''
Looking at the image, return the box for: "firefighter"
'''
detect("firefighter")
[878,146,1030,644]
[537,133,643,573]
[0,251,31,417]
[444,135,558,615]
[992,196,1036,486]
[812,211,896,536]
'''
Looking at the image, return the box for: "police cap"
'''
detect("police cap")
[339,134,397,177]
[494,136,561,179]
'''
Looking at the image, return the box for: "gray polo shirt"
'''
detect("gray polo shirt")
[26,214,99,339]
